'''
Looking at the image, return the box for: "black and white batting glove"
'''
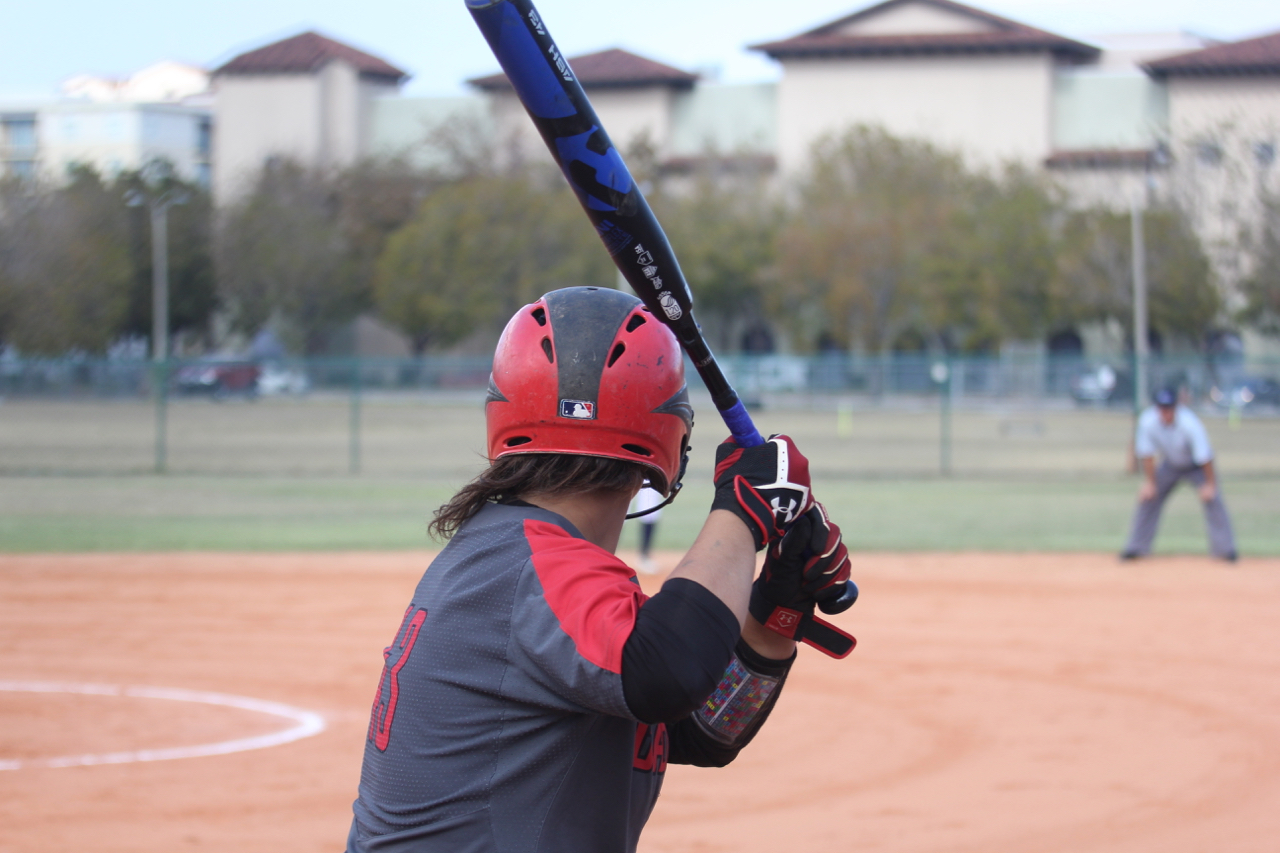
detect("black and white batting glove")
[710,434,814,551]
[750,503,858,658]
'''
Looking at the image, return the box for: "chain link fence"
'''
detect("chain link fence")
[2,353,1277,478]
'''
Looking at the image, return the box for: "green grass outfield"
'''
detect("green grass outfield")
[2,474,1277,556]
[2,398,1276,555]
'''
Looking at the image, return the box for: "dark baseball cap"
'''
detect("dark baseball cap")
[1153,387,1178,407]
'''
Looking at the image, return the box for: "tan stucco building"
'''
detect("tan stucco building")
[750,0,1099,175]
[210,32,408,202]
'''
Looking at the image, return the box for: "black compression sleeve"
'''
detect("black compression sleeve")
[622,577,740,723]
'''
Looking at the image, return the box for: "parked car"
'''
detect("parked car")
[1069,364,1133,405]
[174,359,261,398]
[1209,376,1280,409]
[256,364,310,396]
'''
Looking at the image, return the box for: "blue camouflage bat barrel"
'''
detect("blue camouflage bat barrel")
[465,0,763,448]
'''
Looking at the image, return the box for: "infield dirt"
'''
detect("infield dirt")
[2,550,1278,853]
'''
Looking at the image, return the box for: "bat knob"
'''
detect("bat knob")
[818,580,859,615]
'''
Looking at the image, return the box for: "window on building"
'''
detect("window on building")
[1194,142,1223,166]
[196,118,212,157]
[1255,142,1276,168]
[3,118,37,152]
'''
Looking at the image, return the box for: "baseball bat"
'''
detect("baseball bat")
[464,0,761,448]
[465,0,858,624]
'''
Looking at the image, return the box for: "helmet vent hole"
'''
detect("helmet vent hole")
[531,307,547,326]
[621,443,652,457]
[541,337,554,363]
[607,342,626,367]
[505,436,533,447]
[625,314,646,332]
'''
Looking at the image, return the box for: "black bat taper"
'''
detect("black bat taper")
[465,0,858,622]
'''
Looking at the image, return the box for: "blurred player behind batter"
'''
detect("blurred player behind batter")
[345,286,855,852]
[1121,385,1238,562]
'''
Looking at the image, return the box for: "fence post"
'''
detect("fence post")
[932,357,952,476]
[349,357,362,475]
[153,359,168,474]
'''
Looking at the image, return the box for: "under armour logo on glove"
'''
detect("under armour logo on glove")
[711,434,814,550]
[771,496,799,526]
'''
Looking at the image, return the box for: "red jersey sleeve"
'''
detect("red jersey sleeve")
[523,519,647,675]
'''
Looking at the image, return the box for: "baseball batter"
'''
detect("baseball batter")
[1121,386,1238,561]
[345,287,853,853]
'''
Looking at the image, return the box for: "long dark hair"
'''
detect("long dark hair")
[430,453,651,540]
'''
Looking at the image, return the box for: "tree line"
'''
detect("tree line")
[1,125,1273,359]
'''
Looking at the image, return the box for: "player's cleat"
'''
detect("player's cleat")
[1223,551,1238,563]
[1119,550,1141,561]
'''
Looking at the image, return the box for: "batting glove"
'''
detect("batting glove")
[710,434,814,551]
[749,503,858,658]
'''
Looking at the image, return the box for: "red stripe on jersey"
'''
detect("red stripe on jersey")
[524,519,648,674]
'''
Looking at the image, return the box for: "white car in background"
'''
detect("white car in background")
[256,364,310,396]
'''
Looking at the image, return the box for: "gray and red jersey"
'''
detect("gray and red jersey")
[347,501,671,853]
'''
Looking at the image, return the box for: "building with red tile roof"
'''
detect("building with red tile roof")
[748,0,1102,176]
[1144,30,1280,77]
[211,31,409,200]
[751,0,1097,62]
[214,31,408,82]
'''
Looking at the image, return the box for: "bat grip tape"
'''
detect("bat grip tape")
[719,401,763,447]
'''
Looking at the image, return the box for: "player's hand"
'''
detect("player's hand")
[750,503,857,646]
[710,434,814,551]
[754,503,851,613]
[1198,481,1217,502]
[1138,480,1157,502]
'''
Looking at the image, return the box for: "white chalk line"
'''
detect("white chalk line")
[0,681,326,770]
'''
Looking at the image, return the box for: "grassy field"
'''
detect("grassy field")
[1,396,1277,554]
[2,473,1278,556]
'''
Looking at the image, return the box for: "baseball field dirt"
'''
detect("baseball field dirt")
[2,550,1277,853]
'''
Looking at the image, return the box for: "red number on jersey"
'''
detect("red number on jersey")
[368,605,427,751]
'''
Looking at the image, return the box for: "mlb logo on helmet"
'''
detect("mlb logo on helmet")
[560,400,596,420]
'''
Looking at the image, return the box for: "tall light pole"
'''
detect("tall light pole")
[1131,144,1167,414]
[1131,191,1149,411]
[149,199,170,361]
[125,163,187,473]
[125,177,187,361]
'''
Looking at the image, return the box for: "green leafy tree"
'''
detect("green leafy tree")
[333,157,437,301]
[1239,193,1280,335]
[775,126,969,352]
[1053,206,1219,349]
[215,160,366,354]
[1146,210,1220,346]
[373,171,612,354]
[649,162,781,352]
[925,166,1059,352]
[0,167,132,354]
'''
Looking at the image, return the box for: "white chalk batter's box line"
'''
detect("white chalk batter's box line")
[0,681,326,770]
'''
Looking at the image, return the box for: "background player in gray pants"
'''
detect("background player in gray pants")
[1121,386,1238,562]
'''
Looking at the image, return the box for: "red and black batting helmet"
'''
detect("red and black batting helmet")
[486,286,694,495]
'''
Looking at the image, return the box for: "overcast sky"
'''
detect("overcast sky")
[2,0,1278,100]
